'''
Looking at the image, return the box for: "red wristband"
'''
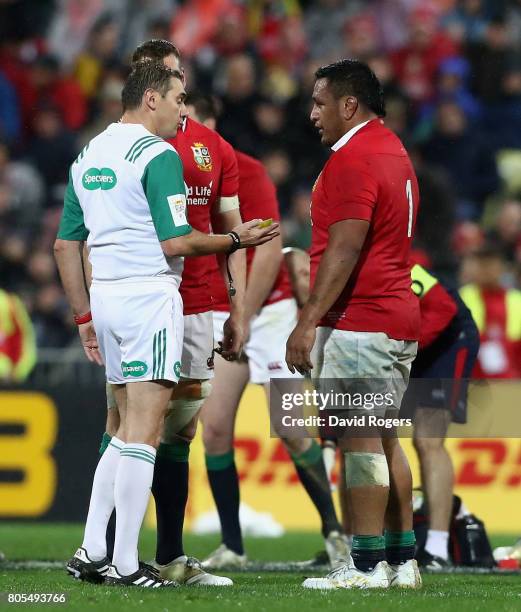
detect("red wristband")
[74,311,92,325]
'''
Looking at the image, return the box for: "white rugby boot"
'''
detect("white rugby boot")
[155,555,233,586]
[388,559,422,588]
[324,531,350,569]
[302,555,390,590]
[201,544,247,569]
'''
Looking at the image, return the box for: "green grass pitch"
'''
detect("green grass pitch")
[0,523,520,611]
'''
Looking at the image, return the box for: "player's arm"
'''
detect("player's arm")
[143,150,279,256]
[211,139,246,319]
[286,220,369,374]
[54,171,103,365]
[211,206,247,360]
[283,247,310,308]
[286,158,376,374]
[244,233,283,322]
[240,166,284,324]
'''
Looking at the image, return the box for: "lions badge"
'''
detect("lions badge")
[191,142,212,172]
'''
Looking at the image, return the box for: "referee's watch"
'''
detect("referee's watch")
[227,231,241,253]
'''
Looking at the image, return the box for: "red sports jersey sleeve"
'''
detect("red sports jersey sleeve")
[418,283,458,349]
[218,136,239,198]
[324,156,378,226]
[210,151,291,311]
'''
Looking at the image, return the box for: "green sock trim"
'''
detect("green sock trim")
[290,439,322,467]
[99,432,112,455]
[205,450,234,471]
[384,530,416,548]
[157,440,190,462]
[352,535,385,551]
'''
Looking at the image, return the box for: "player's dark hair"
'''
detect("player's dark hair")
[121,63,182,111]
[131,39,181,66]
[185,92,219,122]
[315,59,386,117]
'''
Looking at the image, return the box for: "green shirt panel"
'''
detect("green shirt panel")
[57,171,89,241]
[141,149,192,241]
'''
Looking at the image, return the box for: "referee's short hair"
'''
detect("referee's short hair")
[131,39,181,66]
[122,63,183,111]
[315,59,386,117]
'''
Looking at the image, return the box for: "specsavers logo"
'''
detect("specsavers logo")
[82,168,117,190]
[121,361,148,377]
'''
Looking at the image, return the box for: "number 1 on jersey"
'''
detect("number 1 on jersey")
[406,179,413,238]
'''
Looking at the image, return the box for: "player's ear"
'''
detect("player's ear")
[143,88,158,111]
[343,96,358,120]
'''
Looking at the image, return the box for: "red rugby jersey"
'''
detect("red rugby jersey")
[168,117,239,314]
[210,150,292,312]
[310,119,420,340]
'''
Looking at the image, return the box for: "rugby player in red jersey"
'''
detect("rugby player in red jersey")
[182,94,348,570]
[286,60,422,589]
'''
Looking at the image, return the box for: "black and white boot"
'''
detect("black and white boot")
[66,547,110,583]
[104,562,179,588]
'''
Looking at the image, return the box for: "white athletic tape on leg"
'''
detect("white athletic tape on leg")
[344,452,389,488]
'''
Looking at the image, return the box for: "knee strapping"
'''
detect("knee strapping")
[162,380,212,443]
[344,452,389,488]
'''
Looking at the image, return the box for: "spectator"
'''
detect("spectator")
[0,288,37,383]
[282,186,312,250]
[260,148,293,213]
[466,16,520,102]
[460,244,521,378]
[486,199,521,262]
[26,105,77,209]
[421,100,499,219]
[342,11,379,61]
[0,71,21,143]
[481,62,521,152]
[73,13,121,98]
[391,3,459,105]
[47,0,123,68]
[217,53,262,151]
[0,140,43,231]
[170,0,234,60]
[442,0,492,45]
[26,55,87,131]
[304,0,361,61]
[78,77,123,148]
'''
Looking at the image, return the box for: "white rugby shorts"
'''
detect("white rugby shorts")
[312,328,418,412]
[180,311,214,380]
[90,278,184,384]
[213,298,302,384]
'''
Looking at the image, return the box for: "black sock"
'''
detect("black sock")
[152,441,190,565]
[106,510,116,559]
[385,530,416,565]
[205,451,243,555]
[291,440,342,537]
[351,535,386,572]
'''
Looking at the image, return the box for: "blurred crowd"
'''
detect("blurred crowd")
[1,0,521,350]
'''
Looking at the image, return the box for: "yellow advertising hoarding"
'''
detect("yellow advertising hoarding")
[178,383,521,534]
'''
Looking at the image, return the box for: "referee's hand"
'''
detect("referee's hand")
[286,322,315,375]
[78,321,104,366]
[232,219,280,249]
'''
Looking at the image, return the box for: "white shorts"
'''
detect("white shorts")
[90,278,184,385]
[213,298,302,384]
[312,327,418,411]
[180,311,214,380]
